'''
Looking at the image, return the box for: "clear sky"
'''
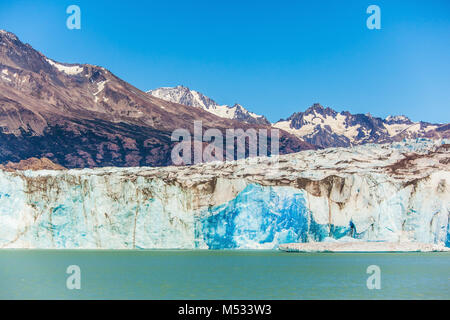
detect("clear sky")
[0,0,449,123]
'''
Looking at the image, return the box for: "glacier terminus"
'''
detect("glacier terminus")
[0,139,449,250]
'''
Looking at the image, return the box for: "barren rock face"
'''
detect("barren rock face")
[0,139,448,249]
[0,157,65,171]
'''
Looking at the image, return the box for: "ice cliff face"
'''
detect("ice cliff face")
[0,139,449,249]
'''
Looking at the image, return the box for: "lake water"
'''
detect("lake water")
[0,250,449,299]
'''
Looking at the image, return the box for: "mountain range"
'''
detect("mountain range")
[148,87,448,149]
[0,30,448,169]
[274,104,448,148]
[0,30,311,168]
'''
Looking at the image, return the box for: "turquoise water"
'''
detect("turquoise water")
[0,250,449,299]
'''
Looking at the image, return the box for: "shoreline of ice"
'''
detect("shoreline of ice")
[278,242,450,253]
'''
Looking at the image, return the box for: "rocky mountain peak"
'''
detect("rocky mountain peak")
[148,86,270,125]
[0,30,19,41]
[308,103,325,111]
[0,30,53,75]
[304,103,337,117]
[385,115,413,124]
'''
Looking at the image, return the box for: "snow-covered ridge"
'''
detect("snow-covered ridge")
[275,112,362,143]
[385,115,411,123]
[46,58,83,75]
[0,139,449,249]
[147,85,270,125]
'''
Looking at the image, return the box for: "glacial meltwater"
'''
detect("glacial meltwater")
[0,250,449,299]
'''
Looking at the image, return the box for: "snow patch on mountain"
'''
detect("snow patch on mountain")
[1,69,11,82]
[46,58,83,75]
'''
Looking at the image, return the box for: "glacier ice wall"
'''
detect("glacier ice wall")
[0,173,197,249]
[0,140,449,249]
[196,174,449,249]
[197,184,310,249]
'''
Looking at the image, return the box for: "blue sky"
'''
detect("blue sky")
[0,0,449,123]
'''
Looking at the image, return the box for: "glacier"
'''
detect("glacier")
[0,139,449,249]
